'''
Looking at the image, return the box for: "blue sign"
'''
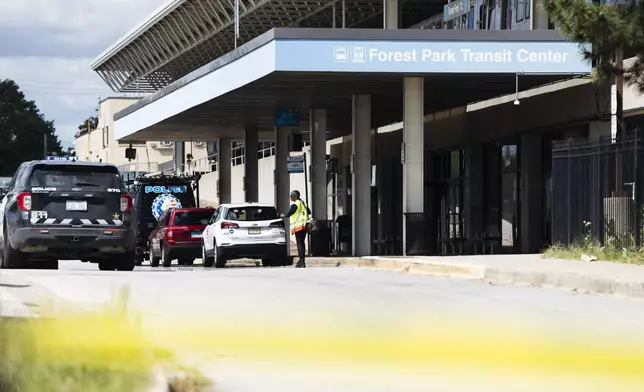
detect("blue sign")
[444,0,470,21]
[275,110,299,127]
[274,40,591,74]
[145,185,188,193]
[287,155,305,174]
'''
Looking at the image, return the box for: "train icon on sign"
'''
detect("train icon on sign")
[351,47,365,62]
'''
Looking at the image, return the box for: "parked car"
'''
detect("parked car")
[149,207,215,267]
[201,203,290,268]
[0,160,135,271]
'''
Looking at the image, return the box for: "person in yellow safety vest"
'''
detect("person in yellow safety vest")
[280,190,311,268]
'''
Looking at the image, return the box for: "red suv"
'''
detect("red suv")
[149,207,215,267]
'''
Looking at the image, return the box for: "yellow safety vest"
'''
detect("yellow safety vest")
[290,199,309,234]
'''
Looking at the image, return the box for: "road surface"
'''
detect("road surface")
[2,260,644,391]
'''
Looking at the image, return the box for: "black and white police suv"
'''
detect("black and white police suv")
[0,160,136,271]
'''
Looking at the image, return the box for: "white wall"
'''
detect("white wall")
[197,153,307,210]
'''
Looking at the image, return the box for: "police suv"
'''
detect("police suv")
[0,160,136,271]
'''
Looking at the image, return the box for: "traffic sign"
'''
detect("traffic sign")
[287,155,305,174]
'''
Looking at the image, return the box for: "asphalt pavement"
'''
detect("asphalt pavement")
[2,260,644,391]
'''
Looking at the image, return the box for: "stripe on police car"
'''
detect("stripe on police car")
[80,219,92,225]
[60,219,72,225]
[97,219,108,225]
[44,218,56,224]
[113,220,123,225]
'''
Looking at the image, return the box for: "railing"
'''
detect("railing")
[117,162,160,173]
[551,132,643,249]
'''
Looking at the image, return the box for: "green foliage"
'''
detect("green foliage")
[0,79,63,175]
[76,116,98,137]
[545,0,644,90]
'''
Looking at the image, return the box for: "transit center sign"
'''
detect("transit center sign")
[274,40,591,74]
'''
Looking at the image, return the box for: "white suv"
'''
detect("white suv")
[201,203,291,268]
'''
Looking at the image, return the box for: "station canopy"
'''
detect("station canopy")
[91,0,442,93]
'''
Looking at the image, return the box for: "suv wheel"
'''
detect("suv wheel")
[161,246,173,268]
[2,226,25,269]
[214,242,226,269]
[98,260,115,271]
[116,252,136,271]
[202,241,214,267]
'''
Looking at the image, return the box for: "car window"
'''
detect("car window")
[210,207,221,224]
[159,211,171,227]
[29,165,122,188]
[225,206,279,221]
[172,210,214,225]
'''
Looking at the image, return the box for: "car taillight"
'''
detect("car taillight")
[269,221,284,228]
[17,192,31,211]
[120,194,132,212]
[221,221,239,229]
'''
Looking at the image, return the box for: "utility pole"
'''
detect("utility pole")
[613,45,624,196]
[86,118,91,161]
[43,133,47,159]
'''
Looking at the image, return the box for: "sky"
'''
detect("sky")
[0,0,162,148]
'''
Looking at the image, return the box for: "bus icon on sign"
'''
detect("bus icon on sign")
[334,47,348,62]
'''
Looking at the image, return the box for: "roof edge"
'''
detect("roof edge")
[90,0,186,70]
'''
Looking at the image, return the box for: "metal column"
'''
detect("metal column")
[311,109,328,220]
[274,126,291,215]
[244,127,259,202]
[218,138,232,204]
[352,94,372,256]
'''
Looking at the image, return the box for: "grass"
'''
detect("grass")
[0,287,213,392]
[544,240,644,264]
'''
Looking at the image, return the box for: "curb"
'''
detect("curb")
[305,256,644,299]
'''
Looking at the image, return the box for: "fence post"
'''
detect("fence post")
[566,138,572,245]
[635,128,641,248]
[598,138,605,246]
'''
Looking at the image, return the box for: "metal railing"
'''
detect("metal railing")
[117,161,160,173]
[551,131,643,249]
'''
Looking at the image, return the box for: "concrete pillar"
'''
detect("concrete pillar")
[402,76,424,255]
[218,138,232,204]
[520,132,543,253]
[352,94,371,256]
[274,126,291,215]
[311,109,328,220]
[174,141,186,174]
[383,0,401,29]
[244,127,259,202]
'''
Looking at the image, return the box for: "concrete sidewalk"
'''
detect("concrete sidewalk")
[304,254,644,299]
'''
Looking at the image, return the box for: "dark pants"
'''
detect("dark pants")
[294,229,307,268]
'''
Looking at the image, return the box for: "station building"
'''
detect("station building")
[90,0,644,257]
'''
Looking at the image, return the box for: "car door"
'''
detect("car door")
[203,206,221,252]
[0,167,21,242]
[151,210,171,256]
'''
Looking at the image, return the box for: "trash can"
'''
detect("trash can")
[310,220,331,256]
[336,215,352,255]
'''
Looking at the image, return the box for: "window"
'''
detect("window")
[225,206,279,221]
[102,126,109,148]
[525,0,530,20]
[232,141,245,166]
[29,165,122,188]
[478,5,486,29]
[515,0,524,23]
[172,209,215,225]
[258,142,276,159]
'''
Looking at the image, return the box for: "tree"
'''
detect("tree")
[0,79,64,175]
[545,0,644,91]
[76,115,98,137]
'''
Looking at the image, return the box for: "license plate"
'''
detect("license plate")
[66,200,87,211]
[247,228,261,235]
[191,231,202,238]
